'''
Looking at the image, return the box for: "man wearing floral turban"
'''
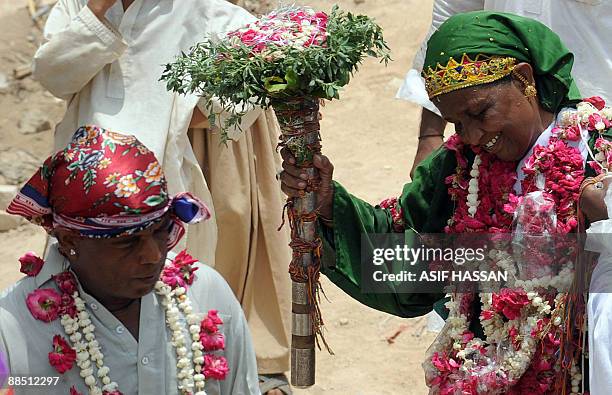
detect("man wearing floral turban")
[0,126,260,394]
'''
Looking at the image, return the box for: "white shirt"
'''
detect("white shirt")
[32,0,261,265]
[397,0,612,114]
[0,244,261,395]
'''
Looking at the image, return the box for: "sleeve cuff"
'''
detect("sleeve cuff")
[77,6,127,56]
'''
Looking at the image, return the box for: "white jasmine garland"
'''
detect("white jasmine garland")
[466,155,481,217]
[155,281,208,395]
[55,278,212,395]
[59,292,118,394]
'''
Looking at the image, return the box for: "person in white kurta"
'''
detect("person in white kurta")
[32,1,292,386]
[31,0,256,266]
[398,0,612,178]
[0,245,260,395]
[583,184,612,395]
[398,0,611,111]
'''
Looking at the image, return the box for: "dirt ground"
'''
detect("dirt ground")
[0,1,438,394]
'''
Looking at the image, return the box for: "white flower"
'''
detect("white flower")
[177,357,190,369]
[97,366,110,377]
[102,382,119,392]
[85,375,96,387]
[80,367,94,378]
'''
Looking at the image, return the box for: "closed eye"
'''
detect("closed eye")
[468,100,493,120]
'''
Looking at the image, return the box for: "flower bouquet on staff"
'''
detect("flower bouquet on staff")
[161,4,389,387]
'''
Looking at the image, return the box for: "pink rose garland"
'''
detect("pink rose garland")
[227,7,329,55]
[424,99,612,394]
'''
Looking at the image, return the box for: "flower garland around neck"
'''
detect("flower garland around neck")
[422,97,612,395]
[23,250,229,395]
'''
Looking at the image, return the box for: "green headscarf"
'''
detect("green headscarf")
[423,11,581,112]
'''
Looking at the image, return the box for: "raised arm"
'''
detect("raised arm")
[399,0,485,177]
[32,0,127,99]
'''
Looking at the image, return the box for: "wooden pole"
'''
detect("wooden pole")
[275,97,323,388]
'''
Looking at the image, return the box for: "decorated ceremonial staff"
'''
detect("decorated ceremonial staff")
[161,5,389,387]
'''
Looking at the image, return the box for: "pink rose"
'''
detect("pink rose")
[240,29,258,45]
[59,293,78,318]
[584,96,606,111]
[207,309,223,325]
[26,288,62,322]
[480,310,494,320]
[589,113,611,131]
[565,125,581,141]
[508,326,520,349]
[53,271,78,295]
[203,354,229,380]
[161,265,183,288]
[491,288,530,320]
[444,134,463,152]
[19,252,44,277]
[201,309,224,334]
[314,11,328,21]
[161,250,199,289]
[431,352,453,372]
[200,331,225,352]
[461,331,474,344]
[48,335,76,374]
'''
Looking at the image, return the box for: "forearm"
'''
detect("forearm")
[419,107,446,139]
[32,3,126,99]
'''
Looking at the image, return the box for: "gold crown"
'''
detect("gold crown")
[423,54,517,99]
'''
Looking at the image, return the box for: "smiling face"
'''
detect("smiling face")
[435,63,552,162]
[56,214,173,302]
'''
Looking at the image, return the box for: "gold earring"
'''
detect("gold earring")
[512,70,537,98]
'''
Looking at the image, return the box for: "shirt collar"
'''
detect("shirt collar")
[35,242,68,289]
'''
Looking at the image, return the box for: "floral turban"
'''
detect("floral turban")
[7,125,210,250]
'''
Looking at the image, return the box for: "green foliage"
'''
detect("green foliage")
[161,5,390,140]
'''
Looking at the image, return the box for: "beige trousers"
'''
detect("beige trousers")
[191,108,292,374]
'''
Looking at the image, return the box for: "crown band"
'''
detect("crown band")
[423,54,517,99]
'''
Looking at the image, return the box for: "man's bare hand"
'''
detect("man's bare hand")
[87,0,117,19]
